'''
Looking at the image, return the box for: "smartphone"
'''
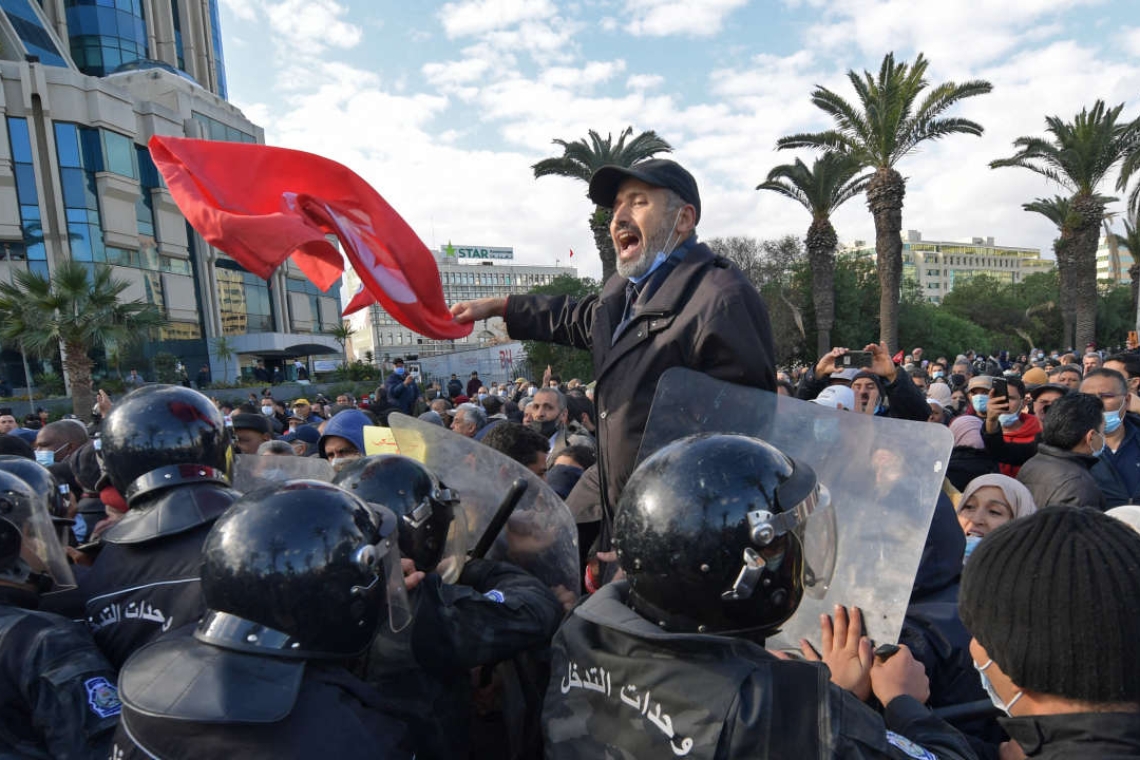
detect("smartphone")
[991,378,1007,399]
[840,351,873,369]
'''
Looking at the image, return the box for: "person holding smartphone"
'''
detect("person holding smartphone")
[982,377,1041,478]
[385,357,421,415]
[798,344,928,422]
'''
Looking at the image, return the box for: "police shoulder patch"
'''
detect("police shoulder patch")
[84,676,121,719]
[483,589,505,603]
[885,731,936,760]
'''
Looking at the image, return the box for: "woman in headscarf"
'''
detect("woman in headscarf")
[956,473,1036,561]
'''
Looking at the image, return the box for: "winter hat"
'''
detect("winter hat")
[1021,367,1049,389]
[949,415,985,450]
[960,506,1140,703]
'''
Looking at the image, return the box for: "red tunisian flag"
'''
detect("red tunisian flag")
[148,136,471,340]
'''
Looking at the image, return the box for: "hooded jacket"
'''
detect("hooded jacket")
[318,410,371,458]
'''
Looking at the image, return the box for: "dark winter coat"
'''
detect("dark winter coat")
[1001,712,1140,759]
[505,241,775,544]
[1016,444,1106,510]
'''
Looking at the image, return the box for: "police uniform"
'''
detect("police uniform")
[79,479,237,668]
[0,587,121,759]
[543,582,978,760]
[361,558,562,760]
[112,638,410,760]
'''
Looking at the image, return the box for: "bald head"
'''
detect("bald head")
[34,420,88,460]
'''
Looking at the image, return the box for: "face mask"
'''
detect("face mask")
[329,457,356,472]
[971,395,988,414]
[963,534,982,562]
[1091,431,1106,458]
[261,406,274,416]
[529,419,559,438]
[932,371,944,379]
[478,393,488,402]
[34,449,54,466]
[975,660,1023,716]
[1104,408,1124,435]
[395,367,406,376]
[998,411,1021,427]
[527,387,537,397]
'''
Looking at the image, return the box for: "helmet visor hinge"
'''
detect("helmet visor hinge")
[721,547,766,601]
[404,499,433,529]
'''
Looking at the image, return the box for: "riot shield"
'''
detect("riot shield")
[637,367,952,650]
[386,413,580,608]
[231,454,334,493]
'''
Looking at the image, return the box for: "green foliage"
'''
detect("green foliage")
[521,274,601,382]
[1096,282,1135,346]
[152,352,179,383]
[32,371,64,397]
[337,360,382,383]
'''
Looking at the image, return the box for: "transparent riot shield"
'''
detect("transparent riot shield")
[231,454,334,493]
[387,413,580,609]
[637,368,952,650]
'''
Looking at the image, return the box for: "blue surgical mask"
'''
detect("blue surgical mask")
[395,367,406,376]
[963,534,982,562]
[34,449,54,466]
[261,406,274,416]
[932,371,944,379]
[998,411,1021,427]
[975,659,1023,716]
[1092,431,1107,458]
[1105,408,1124,435]
[971,395,988,414]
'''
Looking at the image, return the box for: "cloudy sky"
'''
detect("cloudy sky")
[216,0,1140,280]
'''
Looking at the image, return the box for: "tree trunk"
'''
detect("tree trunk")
[866,168,906,352]
[591,206,616,284]
[1071,194,1105,351]
[806,217,838,357]
[65,343,95,422]
[20,345,35,417]
[1131,262,1140,333]
[1054,237,1076,350]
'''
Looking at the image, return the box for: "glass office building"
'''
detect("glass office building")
[0,0,340,389]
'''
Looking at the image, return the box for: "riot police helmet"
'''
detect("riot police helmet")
[0,470,75,592]
[99,384,229,505]
[197,480,410,659]
[614,433,836,636]
[0,455,66,518]
[333,455,462,574]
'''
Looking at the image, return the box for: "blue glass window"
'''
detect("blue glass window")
[102,130,135,177]
[208,0,226,99]
[65,0,148,77]
[0,0,69,66]
[6,116,45,271]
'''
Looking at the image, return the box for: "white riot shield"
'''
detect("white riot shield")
[387,413,580,608]
[231,454,335,493]
[637,367,952,650]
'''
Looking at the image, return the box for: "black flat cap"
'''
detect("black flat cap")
[230,413,270,435]
[588,159,701,223]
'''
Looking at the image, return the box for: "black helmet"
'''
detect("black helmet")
[614,434,834,636]
[0,470,75,592]
[197,480,410,659]
[0,455,65,518]
[100,385,229,505]
[333,455,460,573]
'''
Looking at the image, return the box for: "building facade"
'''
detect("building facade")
[345,248,577,364]
[0,0,340,389]
[1096,233,1134,284]
[842,230,1053,303]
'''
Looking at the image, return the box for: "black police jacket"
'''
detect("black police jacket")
[113,637,410,759]
[1001,712,1140,758]
[360,558,562,760]
[79,482,238,668]
[0,588,120,759]
[544,581,978,760]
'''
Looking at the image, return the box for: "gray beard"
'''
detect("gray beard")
[615,222,676,280]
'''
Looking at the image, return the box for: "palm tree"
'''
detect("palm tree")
[532,127,673,283]
[326,321,355,368]
[1111,214,1140,329]
[210,335,235,384]
[0,262,166,420]
[991,100,1139,349]
[778,52,992,351]
[757,153,871,355]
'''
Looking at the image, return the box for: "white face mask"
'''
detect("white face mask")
[974,659,1023,716]
[261,406,274,416]
[34,449,55,466]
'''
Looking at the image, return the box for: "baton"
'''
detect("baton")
[469,478,529,559]
[932,699,999,723]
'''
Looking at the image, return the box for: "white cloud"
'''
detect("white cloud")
[219,0,257,22]
[621,0,750,37]
[626,73,664,90]
[1122,27,1140,57]
[438,0,558,38]
[261,0,362,51]
[540,60,626,90]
